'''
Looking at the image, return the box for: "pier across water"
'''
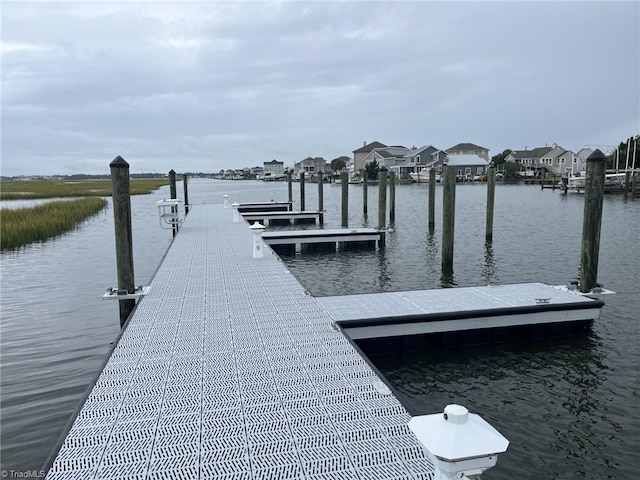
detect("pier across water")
[45,203,435,479]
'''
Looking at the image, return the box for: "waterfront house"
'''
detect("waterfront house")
[445,154,490,180]
[405,145,440,173]
[362,146,411,173]
[446,142,490,161]
[353,141,387,172]
[293,157,327,176]
[505,147,553,176]
[263,159,284,175]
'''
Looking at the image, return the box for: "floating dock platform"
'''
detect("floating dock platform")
[317,284,604,340]
[261,228,385,254]
[237,201,292,213]
[45,203,606,479]
[242,210,324,226]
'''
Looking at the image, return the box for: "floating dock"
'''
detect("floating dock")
[241,210,324,226]
[45,204,434,479]
[317,284,604,340]
[261,228,385,254]
[237,201,292,213]
[45,203,606,479]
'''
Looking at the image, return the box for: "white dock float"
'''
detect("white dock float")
[241,210,324,226]
[262,228,385,252]
[237,201,292,213]
[317,284,605,340]
[45,204,434,480]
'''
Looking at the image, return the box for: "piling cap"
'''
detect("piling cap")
[110,156,129,168]
[586,149,606,163]
[408,404,509,461]
[249,222,265,232]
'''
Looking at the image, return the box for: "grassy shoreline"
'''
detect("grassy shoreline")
[0,178,167,200]
[1,198,108,250]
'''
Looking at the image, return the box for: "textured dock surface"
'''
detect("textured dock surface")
[46,204,434,480]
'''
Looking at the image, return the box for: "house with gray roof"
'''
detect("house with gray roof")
[505,147,553,176]
[404,145,440,173]
[362,146,410,173]
[353,141,387,172]
[445,154,490,180]
[446,143,490,161]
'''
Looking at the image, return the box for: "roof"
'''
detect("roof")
[353,141,387,153]
[509,147,553,159]
[446,142,488,152]
[445,154,490,166]
[264,159,283,164]
[406,145,438,157]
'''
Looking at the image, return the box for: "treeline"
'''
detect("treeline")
[607,136,639,170]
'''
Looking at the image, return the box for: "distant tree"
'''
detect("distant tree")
[364,160,379,180]
[330,157,348,172]
[491,149,512,166]
[607,137,638,170]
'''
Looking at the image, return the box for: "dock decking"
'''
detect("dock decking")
[46,204,434,480]
[317,284,604,339]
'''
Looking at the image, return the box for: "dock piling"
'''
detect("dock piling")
[486,166,496,242]
[580,150,606,293]
[389,171,396,224]
[250,222,266,259]
[363,173,368,216]
[232,202,240,223]
[110,156,136,328]
[223,194,229,208]
[169,169,178,236]
[341,171,349,227]
[287,170,293,204]
[183,173,190,216]
[378,166,388,230]
[318,171,324,217]
[428,168,436,233]
[300,172,306,211]
[442,165,456,276]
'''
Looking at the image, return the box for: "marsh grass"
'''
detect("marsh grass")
[0,178,167,200]
[1,198,108,250]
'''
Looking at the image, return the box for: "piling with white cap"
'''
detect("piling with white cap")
[224,194,229,208]
[232,202,240,223]
[249,222,266,258]
[408,404,509,480]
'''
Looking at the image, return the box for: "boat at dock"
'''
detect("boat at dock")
[560,171,626,193]
[409,168,441,183]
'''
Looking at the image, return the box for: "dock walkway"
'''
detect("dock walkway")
[46,204,434,479]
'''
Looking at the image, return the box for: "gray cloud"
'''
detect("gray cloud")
[2,1,638,176]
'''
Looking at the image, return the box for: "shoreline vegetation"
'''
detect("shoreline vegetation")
[0,179,167,250]
[1,198,108,250]
[0,178,168,200]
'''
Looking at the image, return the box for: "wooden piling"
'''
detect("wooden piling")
[318,172,324,221]
[486,166,496,242]
[287,170,293,204]
[442,165,456,276]
[389,171,396,224]
[110,156,136,328]
[300,172,305,211]
[624,171,631,199]
[580,150,606,293]
[169,169,178,237]
[378,166,388,230]
[428,168,436,233]
[341,171,349,227]
[363,174,368,216]
[183,173,190,216]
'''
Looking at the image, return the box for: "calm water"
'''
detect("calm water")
[1,179,638,479]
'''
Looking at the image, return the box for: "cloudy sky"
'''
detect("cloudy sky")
[2,1,638,176]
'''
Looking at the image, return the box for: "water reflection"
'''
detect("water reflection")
[372,335,618,479]
[483,241,499,284]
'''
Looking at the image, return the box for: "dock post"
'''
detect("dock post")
[300,172,306,211]
[623,171,631,199]
[110,156,136,328]
[223,194,229,208]
[580,150,606,293]
[232,202,240,223]
[341,171,349,227]
[183,173,189,216]
[442,165,456,276]
[287,170,293,204]
[486,166,496,242]
[249,222,266,259]
[318,171,324,215]
[169,169,178,237]
[428,168,436,234]
[378,166,388,230]
[389,171,396,224]
[363,174,368,216]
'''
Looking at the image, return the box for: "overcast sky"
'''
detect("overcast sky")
[2,1,639,176]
